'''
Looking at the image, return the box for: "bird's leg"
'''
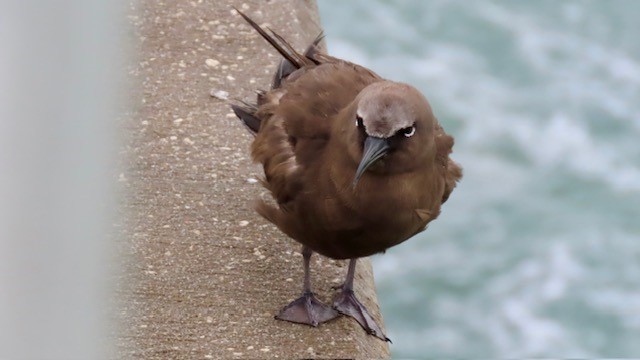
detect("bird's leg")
[333,259,391,342]
[275,246,339,327]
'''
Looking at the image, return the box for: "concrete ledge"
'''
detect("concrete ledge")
[118,0,390,358]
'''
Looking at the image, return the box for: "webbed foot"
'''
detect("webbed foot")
[333,289,391,342]
[275,291,339,327]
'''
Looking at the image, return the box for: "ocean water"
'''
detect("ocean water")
[318,1,640,357]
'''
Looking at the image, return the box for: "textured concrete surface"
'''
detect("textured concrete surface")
[117,0,390,358]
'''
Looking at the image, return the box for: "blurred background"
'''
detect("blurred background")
[318,0,640,357]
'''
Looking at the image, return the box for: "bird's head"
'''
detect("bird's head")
[347,81,437,187]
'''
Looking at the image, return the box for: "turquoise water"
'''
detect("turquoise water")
[318,1,640,357]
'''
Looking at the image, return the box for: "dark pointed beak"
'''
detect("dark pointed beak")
[352,136,390,188]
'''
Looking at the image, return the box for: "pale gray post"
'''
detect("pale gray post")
[0,1,122,359]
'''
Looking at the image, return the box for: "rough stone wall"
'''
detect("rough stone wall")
[118,0,390,358]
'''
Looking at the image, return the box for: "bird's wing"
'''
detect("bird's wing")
[279,62,378,165]
[435,124,463,203]
[252,62,379,207]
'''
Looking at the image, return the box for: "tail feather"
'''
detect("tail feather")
[267,28,308,66]
[234,8,306,69]
[272,32,325,88]
[231,9,327,134]
[304,32,326,63]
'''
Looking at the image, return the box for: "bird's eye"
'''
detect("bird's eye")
[355,115,364,128]
[401,126,416,138]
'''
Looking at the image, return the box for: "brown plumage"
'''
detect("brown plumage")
[232,9,462,341]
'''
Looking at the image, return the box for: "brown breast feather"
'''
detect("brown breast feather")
[251,60,381,242]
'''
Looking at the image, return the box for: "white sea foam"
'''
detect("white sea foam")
[590,290,640,329]
[510,113,640,192]
[420,48,640,192]
[379,242,594,356]
[476,2,640,126]
[335,46,640,193]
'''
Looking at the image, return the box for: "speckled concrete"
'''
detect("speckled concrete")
[116,0,390,358]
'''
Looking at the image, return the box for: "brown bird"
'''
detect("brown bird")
[232,10,462,341]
